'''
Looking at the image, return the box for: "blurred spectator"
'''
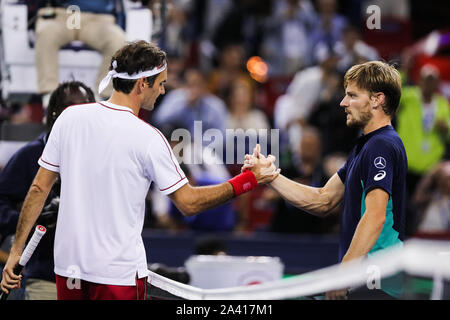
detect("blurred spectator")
[156,0,191,58]
[208,43,254,102]
[261,0,318,75]
[0,81,95,300]
[363,0,410,20]
[222,79,272,233]
[207,0,272,68]
[265,126,339,234]
[8,94,44,125]
[396,64,449,236]
[274,43,339,155]
[310,0,347,56]
[148,51,187,123]
[151,140,232,231]
[308,71,360,157]
[9,102,33,125]
[33,0,126,105]
[159,164,237,232]
[165,53,187,93]
[413,161,450,234]
[152,68,228,142]
[334,25,379,74]
[397,64,450,195]
[186,0,235,69]
[226,79,270,132]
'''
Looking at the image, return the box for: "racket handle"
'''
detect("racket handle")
[0,264,24,300]
[0,225,46,300]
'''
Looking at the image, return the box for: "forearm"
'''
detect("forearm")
[182,182,235,216]
[342,211,385,263]
[10,184,50,255]
[269,175,332,217]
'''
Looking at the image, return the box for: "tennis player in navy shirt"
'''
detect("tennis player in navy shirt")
[244,61,408,300]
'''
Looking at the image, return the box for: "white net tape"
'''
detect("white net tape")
[147,239,450,300]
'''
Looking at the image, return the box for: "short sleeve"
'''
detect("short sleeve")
[38,114,63,173]
[361,139,395,196]
[145,129,187,195]
[337,160,348,184]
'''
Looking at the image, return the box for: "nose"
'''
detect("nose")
[160,85,166,95]
[340,95,348,108]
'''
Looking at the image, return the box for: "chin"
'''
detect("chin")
[142,103,155,111]
[346,119,362,128]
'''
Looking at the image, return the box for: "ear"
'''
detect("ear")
[135,77,146,95]
[371,92,385,110]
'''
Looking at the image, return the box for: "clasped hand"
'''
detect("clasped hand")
[241,144,280,184]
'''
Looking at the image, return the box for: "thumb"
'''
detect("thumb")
[253,144,261,159]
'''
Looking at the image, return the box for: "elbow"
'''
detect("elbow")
[179,203,198,217]
[29,183,46,195]
[318,207,333,218]
[316,189,334,218]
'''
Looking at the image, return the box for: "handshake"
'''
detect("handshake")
[241,144,281,185]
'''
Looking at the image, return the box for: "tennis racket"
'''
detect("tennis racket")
[0,225,47,300]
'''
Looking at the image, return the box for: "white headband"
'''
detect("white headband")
[98,60,167,94]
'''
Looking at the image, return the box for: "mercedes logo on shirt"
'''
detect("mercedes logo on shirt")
[374,157,386,169]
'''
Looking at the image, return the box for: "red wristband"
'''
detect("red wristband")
[228,170,258,197]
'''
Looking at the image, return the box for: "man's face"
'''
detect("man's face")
[340,81,373,128]
[185,70,205,105]
[419,74,439,97]
[141,69,167,111]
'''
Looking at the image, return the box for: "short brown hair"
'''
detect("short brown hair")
[343,61,402,116]
[110,40,167,94]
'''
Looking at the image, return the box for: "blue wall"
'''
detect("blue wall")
[142,229,340,274]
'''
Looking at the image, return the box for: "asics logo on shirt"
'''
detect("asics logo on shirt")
[374,170,386,181]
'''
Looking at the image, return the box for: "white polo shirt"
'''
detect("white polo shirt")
[38,101,187,285]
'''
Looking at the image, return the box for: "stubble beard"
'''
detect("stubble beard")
[346,108,373,129]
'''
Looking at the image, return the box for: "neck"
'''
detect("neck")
[107,90,141,115]
[422,92,433,104]
[363,117,391,135]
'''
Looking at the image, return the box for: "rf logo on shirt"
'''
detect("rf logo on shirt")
[374,157,387,181]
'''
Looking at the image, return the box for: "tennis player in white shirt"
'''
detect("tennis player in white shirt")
[1,40,279,300]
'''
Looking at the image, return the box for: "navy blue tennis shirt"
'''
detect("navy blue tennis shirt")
[337,125,408,261]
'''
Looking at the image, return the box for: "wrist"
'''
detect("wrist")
[268,173,281,187]
[228,170,258,197]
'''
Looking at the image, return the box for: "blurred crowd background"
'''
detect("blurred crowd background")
[0,0,449,243]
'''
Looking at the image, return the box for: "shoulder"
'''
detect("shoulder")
[160,89,187,106]
[250,109,270,126]
[365,130,405,158]
[134,120,171,147]
[436,94,450,108]
[203,94,227,111]
[2,137,44,170]
[57,102,100,120]
[63,102,99,113]
[400,86,420,100]
[22,137,46,154]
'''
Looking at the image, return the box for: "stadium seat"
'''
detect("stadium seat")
[0,0,153,99]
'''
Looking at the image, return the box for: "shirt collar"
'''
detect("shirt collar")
[100,101,135,114]
[356,125,393,149]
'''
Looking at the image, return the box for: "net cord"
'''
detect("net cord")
[147,239,450,300]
